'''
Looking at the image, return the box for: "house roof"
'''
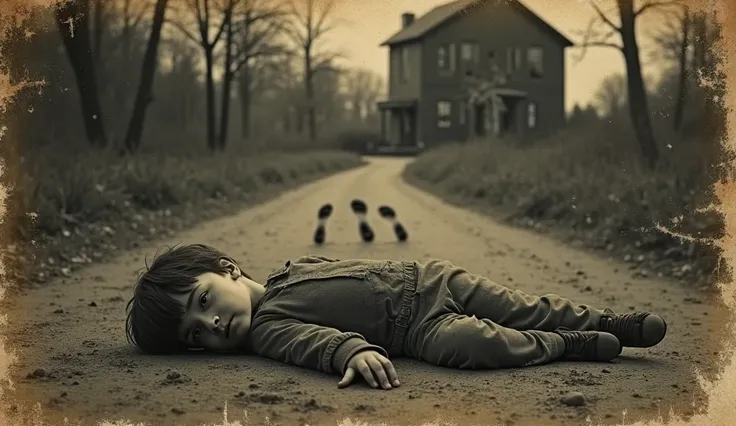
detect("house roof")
[380,0,573,48]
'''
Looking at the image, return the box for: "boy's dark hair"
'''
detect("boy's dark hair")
[125,243,250,354]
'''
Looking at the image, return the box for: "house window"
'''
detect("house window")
[527,102,537,129]
[506,47,522,74]
[461,42,479,76]
[401,47,410,82]
[437,44,456,76]
[528,46,543,78]
[437,101,452,128]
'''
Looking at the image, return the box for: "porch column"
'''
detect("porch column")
[403,108,410,146]
[397,108,404,146]
[380,108,385,141]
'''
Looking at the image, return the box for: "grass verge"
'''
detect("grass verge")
[3,149,365,290]
[403,130,728,290]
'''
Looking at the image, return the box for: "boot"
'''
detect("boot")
[554,328,621,362]
[599,309,667,349]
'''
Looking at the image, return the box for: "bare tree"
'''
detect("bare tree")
[232,1,287,141]
[254,53,303,135]
[90,0,106,65]
[217,0,239,150]
[111,0,151,114]
[594,73,628,117]
[649,4,690,130]
[54,0,108,148]
[342,68,384,125]
[219,0,285,147]
[124,0,170,153]
[169,0,231,151]
[576,0,683,168]
[282,0,342,142]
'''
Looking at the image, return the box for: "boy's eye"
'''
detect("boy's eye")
[199,291,209,307]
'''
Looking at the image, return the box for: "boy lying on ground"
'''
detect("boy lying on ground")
[125,244,667,390]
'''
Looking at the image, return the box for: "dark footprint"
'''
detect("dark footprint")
[313,203,333,245]
[378,205,408,242]
[350,199,375,243]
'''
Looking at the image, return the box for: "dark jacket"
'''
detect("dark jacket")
[247,254,461,375]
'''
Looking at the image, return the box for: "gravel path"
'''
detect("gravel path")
[2,157,729,426]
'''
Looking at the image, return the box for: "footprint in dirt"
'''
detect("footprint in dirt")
[350,199,375,243]
[378,205,409,242]
[313,203,333,245]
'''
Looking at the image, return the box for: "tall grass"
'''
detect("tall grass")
[9,147,362,237]
[404,118,732,285]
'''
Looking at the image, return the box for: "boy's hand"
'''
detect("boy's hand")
[338,350,400,390]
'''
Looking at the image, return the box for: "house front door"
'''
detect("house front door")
[400,108,417,146]
[474,103,486,137]
[498,96,520,136]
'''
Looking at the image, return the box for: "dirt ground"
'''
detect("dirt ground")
[2,157,732,426]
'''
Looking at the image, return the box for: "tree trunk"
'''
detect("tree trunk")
[218,14,235,151]
[91,0,103,65]
[54,0,108,148]
[304,48,317,142]
[238,65,252,140]
[673,8,690,131]
[124,0,169,153]
[204,48,217,152]
[617,0,658,168]
[120,24,134,118]
[219,74,233,151]
[352,96,362,123]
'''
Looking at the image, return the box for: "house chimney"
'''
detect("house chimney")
[401,13,415,28]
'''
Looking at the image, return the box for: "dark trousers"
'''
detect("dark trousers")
[406,260,606,369]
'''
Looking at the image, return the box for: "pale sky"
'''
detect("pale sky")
[326,0,676,113]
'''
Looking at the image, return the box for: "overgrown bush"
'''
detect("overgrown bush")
[9,148,364,240]
[333,129,383,154]
[404,117,732,285]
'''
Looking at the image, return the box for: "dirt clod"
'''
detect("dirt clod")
[560,392,586,407]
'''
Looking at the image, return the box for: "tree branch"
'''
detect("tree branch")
[192,0,208,42]
[313,51,344,74]
[589,1,620,32]
[312,0,336,40]
[167,16,202,45]
[131,0,151,30]
[211,0,235,47]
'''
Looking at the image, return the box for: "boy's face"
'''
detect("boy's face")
[175,261,254,352]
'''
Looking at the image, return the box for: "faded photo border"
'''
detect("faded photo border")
[0,0,735,425]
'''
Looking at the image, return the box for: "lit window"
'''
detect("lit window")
[528,47,543,78]
[438,44,456,76]
[506,47,522,74]
[437,101,452,128]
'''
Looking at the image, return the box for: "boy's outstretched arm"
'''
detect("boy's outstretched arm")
[249,315,397,388]
[338,349,400,390]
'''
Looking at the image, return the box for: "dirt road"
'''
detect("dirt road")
[3,157,731,426]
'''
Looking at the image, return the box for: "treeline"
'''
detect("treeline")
[1,0,385,156]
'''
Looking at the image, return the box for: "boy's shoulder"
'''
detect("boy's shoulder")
[265,255,398,287]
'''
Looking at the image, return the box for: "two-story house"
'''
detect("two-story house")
[376,0,573,151]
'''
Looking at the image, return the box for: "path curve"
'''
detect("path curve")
[3,157,728,426]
